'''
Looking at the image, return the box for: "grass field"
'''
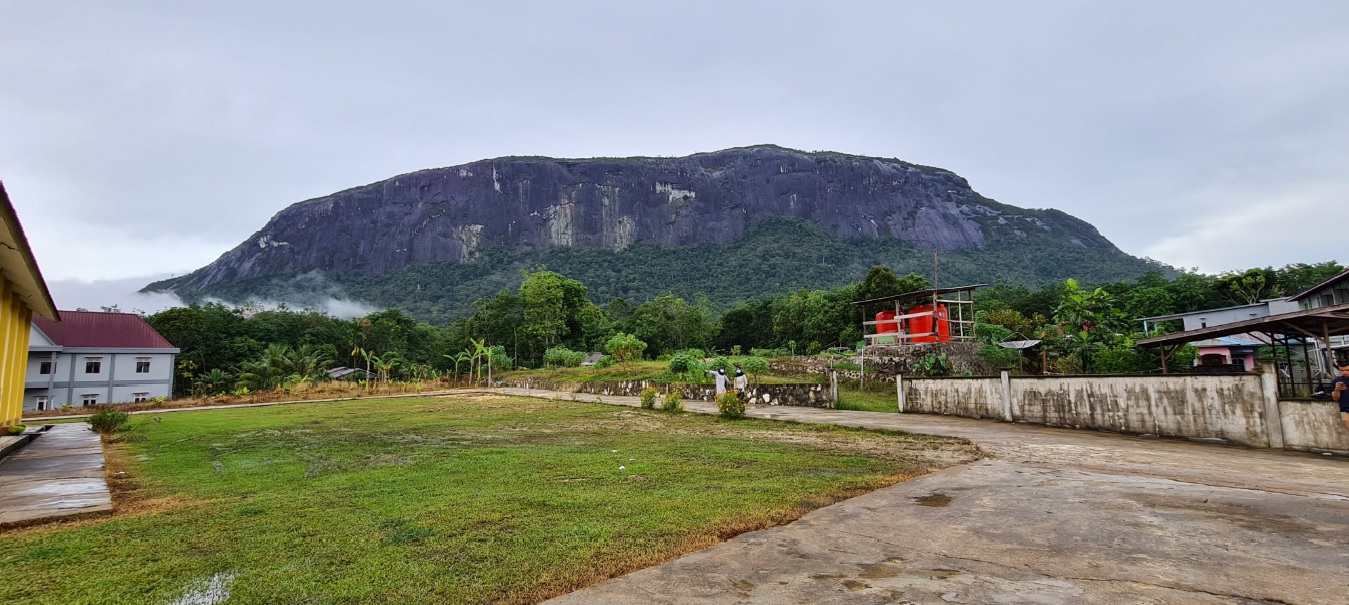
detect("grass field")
[1,394,973,605]
[835,387,901,413]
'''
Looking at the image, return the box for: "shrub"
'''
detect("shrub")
[543,347,586,368]
[639,387,658,410]
[750,347,789,358]
[667,353,702,375]
[742,356,770,383]
[604,332,648,366]
[710,356,731,374]
[7,424,25,435]
[913,354,952,377]
[87,406,131,438]
[662,387,684,413]
[731,345,742,356]
[977,344,1021,369]
[594,355,616,369]
[716,390,745,419]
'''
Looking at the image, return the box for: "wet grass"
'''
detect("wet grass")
[835,387,900,413]
[0,394,968,605]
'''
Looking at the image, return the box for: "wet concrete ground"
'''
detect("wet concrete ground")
[0,424,111,528]
[498,389,1349,605]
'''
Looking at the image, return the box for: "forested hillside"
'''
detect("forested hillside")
[176,217,1168,325]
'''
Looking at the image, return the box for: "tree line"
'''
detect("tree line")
[145,260,1344,393]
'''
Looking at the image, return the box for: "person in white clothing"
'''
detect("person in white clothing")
[708,367,728,395]
[733,368,748,393]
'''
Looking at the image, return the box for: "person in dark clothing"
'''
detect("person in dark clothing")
[1333,361,1349,432]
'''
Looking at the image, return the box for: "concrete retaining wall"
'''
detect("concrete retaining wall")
[770,342,989,380]
[1278,399,1349,453]
[506,380,834,408]
[899,364,1348,453]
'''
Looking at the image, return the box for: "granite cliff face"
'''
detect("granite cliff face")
[154,145,1120,294]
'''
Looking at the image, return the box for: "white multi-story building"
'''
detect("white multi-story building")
[24,311,180,411]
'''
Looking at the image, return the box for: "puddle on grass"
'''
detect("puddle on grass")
[167,572,235,605]
[799,470,841,477]
[912,493,952,507]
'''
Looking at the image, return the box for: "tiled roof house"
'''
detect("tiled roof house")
[25,311,180,410]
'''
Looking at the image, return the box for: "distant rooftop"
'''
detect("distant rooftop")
[33,311,177,349]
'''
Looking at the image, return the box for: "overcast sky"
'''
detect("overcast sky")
[3,1,1348,310]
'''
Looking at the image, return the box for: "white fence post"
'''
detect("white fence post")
[1001,370,1014,422]
[896,374,905,413]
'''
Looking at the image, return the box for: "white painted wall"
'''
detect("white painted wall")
[901,367,1348,453]
[22,350,176,411]
[109,353,174,382]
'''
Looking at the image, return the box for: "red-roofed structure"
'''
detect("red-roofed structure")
[26,311,179,410]
[33,311,176,350]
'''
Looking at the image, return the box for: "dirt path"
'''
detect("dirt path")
[499,388,1349,605]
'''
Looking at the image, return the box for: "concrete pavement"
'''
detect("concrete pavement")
[0,423,112,528]
[497,388,1349,605]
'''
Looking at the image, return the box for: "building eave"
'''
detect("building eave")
[1288,267,1349,302]
[60,347,181,354]
[0,181,59,321]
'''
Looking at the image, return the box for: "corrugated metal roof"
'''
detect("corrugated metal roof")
[851,284,986,306]
[1288,267,1349,302]
[32,311,176,349]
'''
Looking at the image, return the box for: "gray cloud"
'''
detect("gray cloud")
[3,1,1347,283]
[46,274,379,319]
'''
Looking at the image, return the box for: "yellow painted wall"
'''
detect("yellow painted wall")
[0,278,33,427]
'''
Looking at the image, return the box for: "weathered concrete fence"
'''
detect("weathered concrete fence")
[899,363,1349,453]
[506,380,834,408]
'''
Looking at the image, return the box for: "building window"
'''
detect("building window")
[132,393,150,403]
[136,358,151,373]
[36,396,50,411]
[85,357,102,374]
[81,394,98,406]
[39,360,52,374]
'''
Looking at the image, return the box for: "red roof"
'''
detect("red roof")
[33,311,177,349]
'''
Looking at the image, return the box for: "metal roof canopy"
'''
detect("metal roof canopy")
[1135,302,1349,349]
[1287,267,1349,302]
[1135,302,1349,386]
[851,284,985,307]
[1134,300,1285,324]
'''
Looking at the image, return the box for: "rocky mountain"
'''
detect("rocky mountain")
[147,145,1164,320]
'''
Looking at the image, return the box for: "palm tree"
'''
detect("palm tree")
[280,344,334,387]
[236,358,285,392]
[455,351,473,385]
[443,352,466,381]
[469,338,488,384]
[363,351,401,386]
[194,368,234,395]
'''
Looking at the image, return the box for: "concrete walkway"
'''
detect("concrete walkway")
[0,424,112,528]
[498,388,1349,605]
